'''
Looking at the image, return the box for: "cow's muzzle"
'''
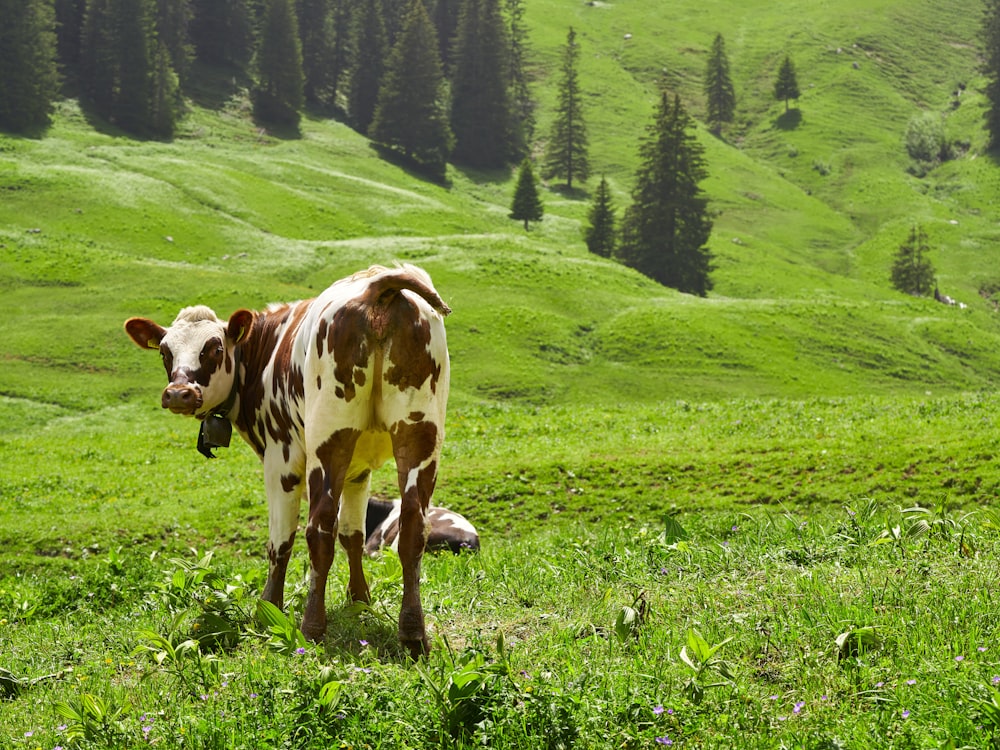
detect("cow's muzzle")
[162,384,203,415]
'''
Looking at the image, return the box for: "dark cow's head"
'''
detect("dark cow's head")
[125,306,254,418]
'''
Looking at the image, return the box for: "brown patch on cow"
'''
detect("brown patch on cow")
[338,530,371,604]
[328,302,371,403]
[408,411,425,422]
[281,473,301,493]
[308,427,362,514]
[390,419,438,472]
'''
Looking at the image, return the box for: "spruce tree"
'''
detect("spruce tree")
[298,0,332,105]
[504,0,532,153]
[509,158,543,230]
[890,225,935,297]
[704,33,735,133]
[584,176,616,258]
[81,0,117,117]
[149,40,180,136]
[114,0,157,134]
[54,0,85,86]
[348,0,387,133]
[543,26,590,189]
[431,0,460,67]
[774,54,800,112]
[189,0,253,69]
[156,0,192,85]
[983,0,1000,147]
[253,0,305,127]
[618,92,714,296]
[0,0,60,132]
[369,0,453,178]
[450,0,514,168]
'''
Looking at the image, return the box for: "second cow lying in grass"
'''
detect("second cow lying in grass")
[365,498,480,556]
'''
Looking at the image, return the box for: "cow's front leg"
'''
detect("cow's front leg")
[390,419,441,659]
[261,452,303,609]
[338,469,372,605]
[302,427,360,642]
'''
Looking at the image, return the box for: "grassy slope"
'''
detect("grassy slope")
[3,1,1000,429]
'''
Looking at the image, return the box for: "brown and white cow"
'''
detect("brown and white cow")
[124,264,450,657]
[364,498,480,556]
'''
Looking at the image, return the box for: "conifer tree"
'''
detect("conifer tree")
[298,0,334,105]
[504,0,533,152]
[54,0,85,86]
[0,0,60,132]
[774,54,800,112]
[80,0,117,117]
[369,0,453,178]
[450,0,514,168]
[983,0,1000,147]
[348,0,387,133]
[189,0,253,69]
[704,33,735,133]
[431,0,461,67]
[149,40,180,136]
[156,0,192,84]
[585,176,616,258]
[509,158,543,230]
[890,225,935,297]
[253,0,305,127]
[618,92,714,296]
[114,0,157,134]
[543,27,590,189]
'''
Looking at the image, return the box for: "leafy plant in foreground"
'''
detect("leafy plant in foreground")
[255,599,309,655]
[132,623,222,696]
[53,692,128,745]
[678,629,733,705]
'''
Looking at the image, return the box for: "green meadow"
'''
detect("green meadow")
[3,0,1000,746]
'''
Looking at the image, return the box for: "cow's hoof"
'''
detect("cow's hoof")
[301,619,326,643]
[401,634,430,660]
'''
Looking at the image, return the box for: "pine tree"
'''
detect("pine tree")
[450,0,514,168]
[504,0,532,153]
[348,0,387,133]
[704,33,735,134]
[431,0,460,67]
[890,225,935,297]
[618,92,714,296]
[253,0,305,127]
[156,0,192,84]
[149,40,180,136]
[509,158,543,230]
[327,0,353,106]
[80,0,117,117]
[298,0,334,105]
[189,0,253,69]
[543,27,590,189]
[0,0,60,132]
[774,54,800,113]
[369,0,453,178]
[584,176,616,258]
[983,0,1000,148]
[54,0,85,86]
[114,0,157,134]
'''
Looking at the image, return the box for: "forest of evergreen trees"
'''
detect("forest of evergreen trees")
[0,0,826,295]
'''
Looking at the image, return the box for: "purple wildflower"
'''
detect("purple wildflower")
[907,679,916,686]
[295,647,306,655]
[793,701,805,714]
[655,737,673,746]
[902,709,910,719]
[653,705,664,715]
[359,640,369,647]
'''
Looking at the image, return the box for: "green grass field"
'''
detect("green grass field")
[3,0,1000,746]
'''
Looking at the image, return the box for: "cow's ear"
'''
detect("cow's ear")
[227,309,254,345]
[125,318,167,351]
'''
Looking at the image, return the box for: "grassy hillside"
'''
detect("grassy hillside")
[2,0,1000,432]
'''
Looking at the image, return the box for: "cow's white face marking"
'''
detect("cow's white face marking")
[157,307,238,418]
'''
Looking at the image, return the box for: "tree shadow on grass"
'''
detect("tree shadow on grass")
[370,143,451,187]
[775,108,803,130]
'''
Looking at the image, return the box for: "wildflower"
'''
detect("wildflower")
[731,525,739,532]
[519,670,531,679]
[993,676,1000,686]
[907,679,916,686]
[769,695,779,701]
[793,701,805,714]
[24,731,33,738]
[956,655,965,662]
[56,725,67,732]
[250,693,259,699]
[667,708,674,715]
[143,725,153,735]
[979,647,988,653]
[359,640,369,647]
[902,709,910,719]
[655,737,673,746]
[820,695,829,701]
[875,682,884,688]
[295,647,306,655]
[653,705,664,715]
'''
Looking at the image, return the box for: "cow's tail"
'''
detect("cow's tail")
[361,264,452,318]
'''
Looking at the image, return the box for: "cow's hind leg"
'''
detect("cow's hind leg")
[389,417,442,659]
[338,468,372,605]
[302,427,360,642]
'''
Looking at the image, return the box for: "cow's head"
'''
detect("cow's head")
[125,306,254,418]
